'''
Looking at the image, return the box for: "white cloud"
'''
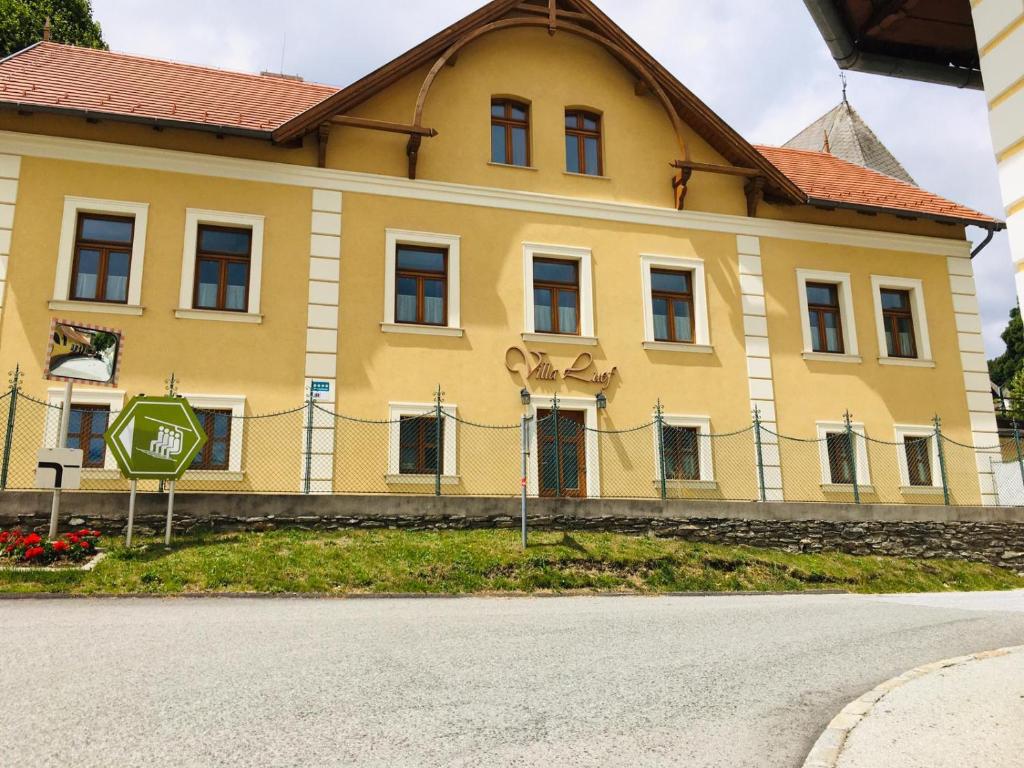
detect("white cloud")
[90,0,1014,356]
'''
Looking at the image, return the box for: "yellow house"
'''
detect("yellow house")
[0,0,1006,505]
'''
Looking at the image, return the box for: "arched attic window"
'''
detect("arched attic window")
[491,98,531,167]
[564,108,602,176]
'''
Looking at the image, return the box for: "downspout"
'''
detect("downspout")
[971,224,1003,259]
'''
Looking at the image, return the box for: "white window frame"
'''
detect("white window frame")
[525,395,600,497]
[382,229,462,337]
[45,387,125,474]
[653,414,714,484]
[870,275,933,364]
[387,401,458,483]
[815,420,871,486]
[893,424,942,491]
[640,254,711,352]
[180,393,246,476]
[522,242,596,345]
[795,269,860,361]
[177,209,265,323]
[51,196,149,315]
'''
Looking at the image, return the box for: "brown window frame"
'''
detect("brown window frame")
[190,408,233,471]
[192,224,253,313]
[662,425,701,481]
[66,404,110,469]
[533,257,580,336]
[398,415,443,475]
[565,109,603,176]
[826,432,855,485]
[881,289,917,358]
[394,245,449,327]
[650,268,695,344]
[70,213,135,304]
[490,98,531,167]
[806,282,845,354]
[904,435,933,487]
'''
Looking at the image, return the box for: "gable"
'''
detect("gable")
[277,0,804,204]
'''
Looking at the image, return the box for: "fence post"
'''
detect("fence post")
[520,413,530,548]
[843,410,860,504]
[552,394,562,498]
[655,399,667,501]
[434,385,443,497]
[933,414,950,506]
[1,364,20,490]
[303,381,314,495]
[1013,421,1024,501]
[753,406,767,503]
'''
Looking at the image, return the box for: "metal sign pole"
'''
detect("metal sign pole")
[125,478,137,547]
[48,380,73,539]
[164,480,175,547]
[520,413,530,549]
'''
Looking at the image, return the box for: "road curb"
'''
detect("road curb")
[0,588,849,601]
[801,644,1024,768]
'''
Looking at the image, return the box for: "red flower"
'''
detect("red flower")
[23,546,44,560]
[52,540,69,552]
[79,541,90,549]
[22,533,41,546]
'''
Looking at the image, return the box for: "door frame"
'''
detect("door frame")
[526,395,600,498]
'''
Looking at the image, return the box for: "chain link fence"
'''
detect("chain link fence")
[1,377,1022,506]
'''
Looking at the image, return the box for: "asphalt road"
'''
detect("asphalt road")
[2,592,1024,768]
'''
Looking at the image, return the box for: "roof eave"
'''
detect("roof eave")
[806,196,1004,230]
[0,101,277,141]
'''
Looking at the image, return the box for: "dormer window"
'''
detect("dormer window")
[491,99,530,167]
[565,109,602,176]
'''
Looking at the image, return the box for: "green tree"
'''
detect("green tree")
[0,0,105,58]
[1006,368,1024,422]
[988,306,1024,388]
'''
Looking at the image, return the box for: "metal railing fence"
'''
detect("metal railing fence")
[0,378,1021,506]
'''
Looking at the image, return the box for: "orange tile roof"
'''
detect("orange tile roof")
[756,144,998,226]
[0,42,338,134]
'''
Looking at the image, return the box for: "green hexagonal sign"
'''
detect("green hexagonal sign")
[104,396,208,480]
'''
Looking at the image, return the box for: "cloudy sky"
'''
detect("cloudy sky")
[90,0,1013,356]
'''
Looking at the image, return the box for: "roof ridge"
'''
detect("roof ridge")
[34,41,339,93]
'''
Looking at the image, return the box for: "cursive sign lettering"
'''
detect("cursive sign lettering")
[505,347,618,390]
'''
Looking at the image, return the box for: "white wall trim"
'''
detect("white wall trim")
[815,420,871,486]
[522,242,594,337]
[870,275,933,361]
[892,424,942,490]
[302,189,342,494]
[0,153,19,316]
[795,268,859,356]
[383,228,461,329]
[639,254,710,346]
[656,413,714,482]
[179,208,264,314]
[0,130,973,257]
[180,392,246,473]
[387,401,457,478]
[54,196,149,306]
[45,386,125,471]
[526,395,600,498]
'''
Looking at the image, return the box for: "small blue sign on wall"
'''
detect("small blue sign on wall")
[310,380,333,400]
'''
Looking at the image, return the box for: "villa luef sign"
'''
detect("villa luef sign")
[104,396,208,480]
[505,347,618,389]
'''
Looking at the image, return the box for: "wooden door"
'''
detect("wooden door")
[537,409,587,498]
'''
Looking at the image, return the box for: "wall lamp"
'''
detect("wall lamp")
[595,392,607,410]
[520,388,531,406]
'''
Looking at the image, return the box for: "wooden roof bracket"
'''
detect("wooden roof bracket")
[548,0,557,34]
[317,123,330,168]
[407,134,422,180]
[407,15,691,180]
[670,159,765,214]
[745,177,765,218]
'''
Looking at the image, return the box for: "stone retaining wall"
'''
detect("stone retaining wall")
[2,492,1023,571]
